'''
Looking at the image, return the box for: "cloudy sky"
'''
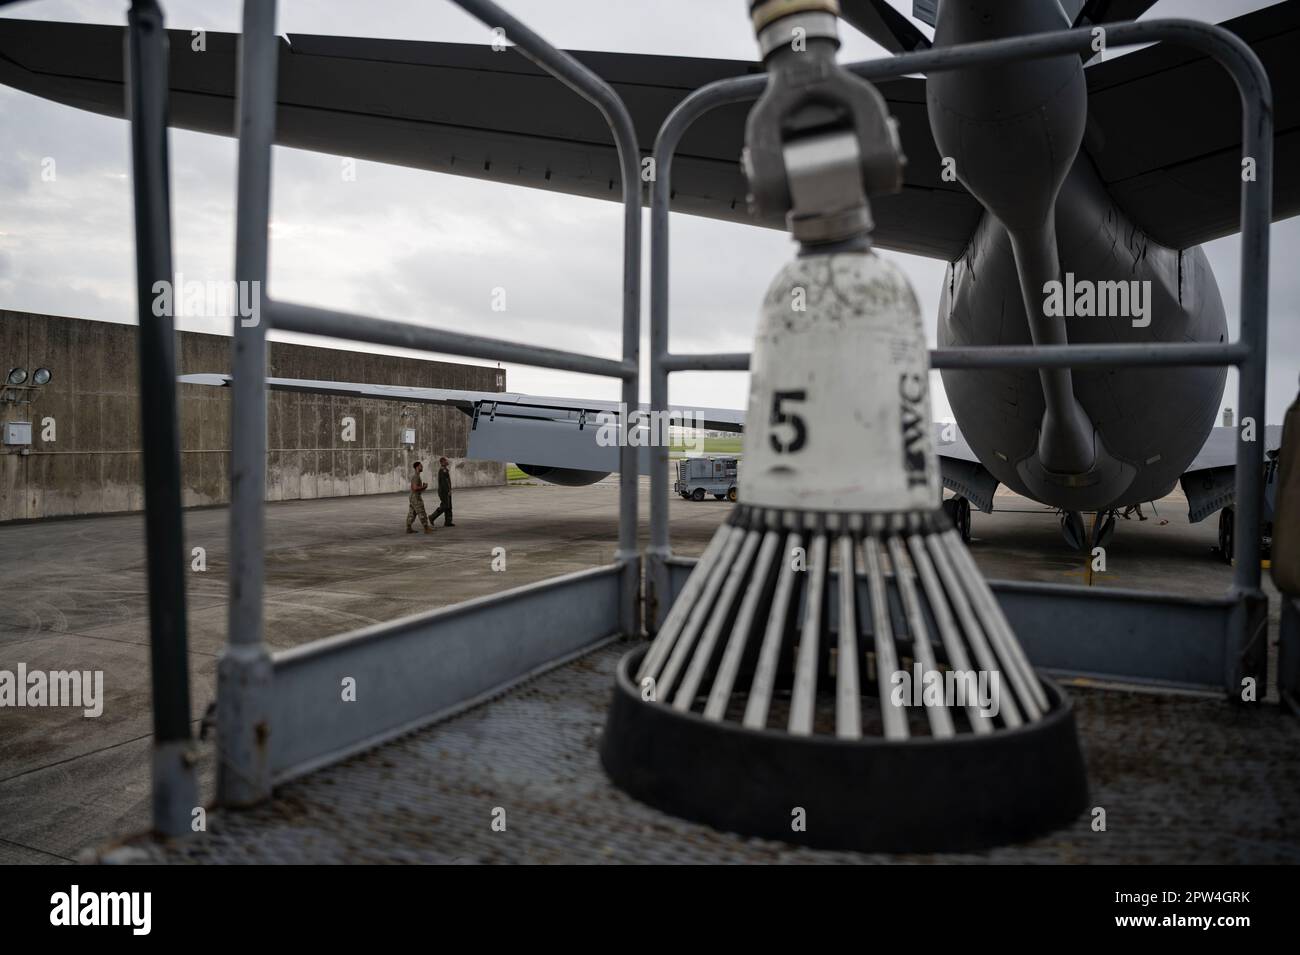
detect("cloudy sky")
[1,0,1296,424]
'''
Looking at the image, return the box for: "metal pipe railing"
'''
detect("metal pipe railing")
[448,2,644,637]
[115,3,1272,824]
[268,300,634,380]
[210,0,646,805]
[126,0,197,837]
[661,342,1253,373]
[218,0,279,808]
[646,19,1273,694]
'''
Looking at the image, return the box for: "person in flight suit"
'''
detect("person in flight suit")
[405,461,433,534]
[429,456,456,527]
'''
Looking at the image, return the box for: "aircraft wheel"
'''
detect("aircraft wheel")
[1218,507,1234,564]
[727,487,738,502]
[1060,510,1086,551]
[691,488,706,502]
[942,496,972,544]
[1091,511,1116,550]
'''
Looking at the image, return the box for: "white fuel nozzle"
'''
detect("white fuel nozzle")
[742,250,939,513]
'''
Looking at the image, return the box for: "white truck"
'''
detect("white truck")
[674,456,739,502]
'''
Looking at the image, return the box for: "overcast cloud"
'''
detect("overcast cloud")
[0,0,1295,423]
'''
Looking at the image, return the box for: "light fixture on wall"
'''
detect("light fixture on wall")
[4,366,53,403]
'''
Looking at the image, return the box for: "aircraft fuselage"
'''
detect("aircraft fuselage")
[937,159,1227,510]
[927,0,1227,513]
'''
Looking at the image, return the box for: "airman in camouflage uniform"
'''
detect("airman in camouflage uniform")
[406,461,432,533]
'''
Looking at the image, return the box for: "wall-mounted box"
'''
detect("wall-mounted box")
[3,421,32,446]
[401,428,416,446]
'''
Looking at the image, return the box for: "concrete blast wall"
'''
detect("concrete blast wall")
[0,311,506,522]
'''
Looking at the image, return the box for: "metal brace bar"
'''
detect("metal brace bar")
[660,342,1252,373]
[268,298,633,380]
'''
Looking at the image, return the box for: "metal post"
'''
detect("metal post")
[218,0,278,806]
[647,81,759,633]
[1224,32,1273,693]
[126,0,197,837]
[450,0,642,636]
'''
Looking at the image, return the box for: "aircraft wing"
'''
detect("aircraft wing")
[180,373,743,478]
[0,19,976,261]
[1081,1,1300,249]
[932,424,1000,513]
[3,6,1296,262]
[180,373,744,431]
[1184,423,1284,473]
[181,373,988,491]
[181,371,1289,525]
[1178,424,1284,523]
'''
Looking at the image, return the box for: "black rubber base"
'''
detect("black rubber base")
[600,648,1089,854]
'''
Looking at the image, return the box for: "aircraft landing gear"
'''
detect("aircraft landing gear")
[942,495,972,543]
[1060,510,1117,551]
[1217,507,1234,565]
[1091,511,1116,550]
[1060,510,1086,551]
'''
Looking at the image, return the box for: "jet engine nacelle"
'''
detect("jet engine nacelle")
[514,464,611,487]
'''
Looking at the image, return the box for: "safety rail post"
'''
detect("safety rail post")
[647,80,760,633]
[646,19,1273,698]
[1220,28,1272,696]
[127,0,198,836]
[218,0,278,807]
[450,0,643,637]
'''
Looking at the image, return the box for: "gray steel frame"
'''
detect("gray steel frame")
[646,19,1274,700]
[117,0,643,832]
[110,5,1284,834]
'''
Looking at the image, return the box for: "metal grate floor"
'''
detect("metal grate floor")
[112,638,1300,864]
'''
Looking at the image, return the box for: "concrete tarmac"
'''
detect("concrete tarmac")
[0,476,1287,862]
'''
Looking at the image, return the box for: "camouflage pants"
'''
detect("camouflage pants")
[406,493,429,529]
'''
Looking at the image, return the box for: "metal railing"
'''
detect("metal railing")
[120,0,643,833]
[645,19,1273,701]
[116,5,1280,836]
